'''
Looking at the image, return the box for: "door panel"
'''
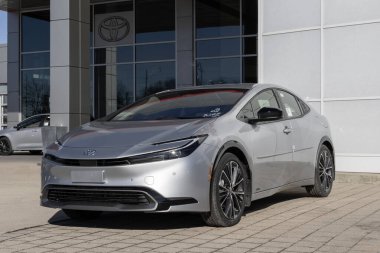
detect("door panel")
[273,119,294,187]
[11,115,44,150]
[290,117,315,181]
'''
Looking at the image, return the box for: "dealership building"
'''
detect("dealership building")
[0,0,379,173]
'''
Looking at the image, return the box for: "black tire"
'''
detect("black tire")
[202,153,248,227]
[306,145,334,197]
[62,209,102,220]
[29,150,43,155]
[0,137,13,156]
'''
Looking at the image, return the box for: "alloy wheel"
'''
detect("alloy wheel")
[318,149,333,192]
[0,138,10,154]
[218,160,245,220]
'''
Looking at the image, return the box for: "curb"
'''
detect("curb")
[336,172,380,184]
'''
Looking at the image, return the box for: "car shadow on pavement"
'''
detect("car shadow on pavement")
[48,187,309,230]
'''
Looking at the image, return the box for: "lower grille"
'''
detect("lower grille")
[47,187,152,206]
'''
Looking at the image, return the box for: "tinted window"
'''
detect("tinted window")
[242,0,258,35]
[196,0,240,38]
[22,11,50,52]
[135,0,175,43]
[22,52,50,68]
[250,90,280,118]
[197,38,240,58]
[243,56,257,83]
[95,47,134,64]
[196,58,240,85]
[135,62,175,100]
[21,69,50,118]
[277,90,302,118]
[136,43,175,61]
[111,89,247,121]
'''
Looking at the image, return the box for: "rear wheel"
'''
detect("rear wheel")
[306,145,334,197]
[202,153,248,227]
[0,137,13,156]
[62,209,102,220]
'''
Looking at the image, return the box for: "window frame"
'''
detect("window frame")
[274,89,309,119]
[237,88,283,123]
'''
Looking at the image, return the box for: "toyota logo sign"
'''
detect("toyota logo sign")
[98,16,130,42]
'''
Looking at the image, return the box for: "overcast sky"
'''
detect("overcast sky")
[0,11,7,44]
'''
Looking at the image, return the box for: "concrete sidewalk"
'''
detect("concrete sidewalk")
[0,155,379,252]
[0,154,66,234]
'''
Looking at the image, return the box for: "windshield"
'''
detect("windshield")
[110,89,247,121]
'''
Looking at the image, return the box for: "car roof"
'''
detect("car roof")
[158,83,287,94]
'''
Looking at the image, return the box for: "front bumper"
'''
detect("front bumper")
[41,144,215,212]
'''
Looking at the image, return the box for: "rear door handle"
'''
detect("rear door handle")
[283,126,292,134]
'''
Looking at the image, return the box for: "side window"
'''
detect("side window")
[237,102,254,121]
[237,90,280,122]
[298,98,310,114]
[21,116,43,129]
[277,90,302,118]
[250,90,280,118]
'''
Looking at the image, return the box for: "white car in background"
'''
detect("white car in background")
[0,114,50,155]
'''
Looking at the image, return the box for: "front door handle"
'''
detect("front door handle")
[283,126,292,134]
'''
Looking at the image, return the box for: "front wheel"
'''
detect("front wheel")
[306,145,334,197]
[0,137,13,156]
[202,153,248,227]
[62,209,102,220]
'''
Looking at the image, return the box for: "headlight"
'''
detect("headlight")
[128,135,208,164]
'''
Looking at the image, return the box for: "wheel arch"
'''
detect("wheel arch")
[212,140,252,206]
[318,136,335,180]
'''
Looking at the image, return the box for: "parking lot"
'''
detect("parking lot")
[0,155,379,253]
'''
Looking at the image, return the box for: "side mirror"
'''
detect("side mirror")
[14,125,20,130]
[248,107,283,124]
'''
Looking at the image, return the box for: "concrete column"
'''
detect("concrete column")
[176,0,194,87]
[50,0,90,130]
[6,11,21,127]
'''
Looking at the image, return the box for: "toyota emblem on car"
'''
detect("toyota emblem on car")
[84,149,96,157]
[98,16,130,42]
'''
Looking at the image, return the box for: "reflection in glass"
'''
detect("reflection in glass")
[136,0,175,43]
[196,0,240,38]
[21,0,49,9]
[117,47,134,63]
[22,11,50,52]
[22,52,50,69]
[242,0,258,35]
[94,65,134,118]
[136,43,175,62]
[95,47,134,64]
[136,62,175,100]
[21,69,50,118]
[94,1,133,14]
[243,56,257,83]
[117,64,134,108]
[196,58,240,85]
[243,37,257,55]
[197,38,240,58]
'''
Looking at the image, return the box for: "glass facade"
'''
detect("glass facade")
[21,10,50,119]
[17,0,258,121]
[91,0,176,119]
[195,0,258,85]
[0,84,6,130]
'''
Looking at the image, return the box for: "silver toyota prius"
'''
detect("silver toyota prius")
[41,84,335,227]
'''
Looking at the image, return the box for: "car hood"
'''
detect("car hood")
[59,119,214,149]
